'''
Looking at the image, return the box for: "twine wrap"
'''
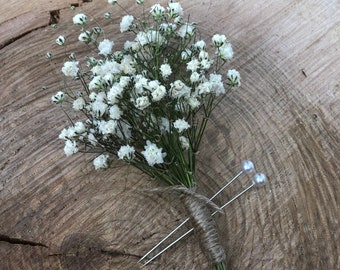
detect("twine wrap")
[148,186,226,265]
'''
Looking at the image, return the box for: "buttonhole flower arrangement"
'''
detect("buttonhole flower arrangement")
[47,1,241,269]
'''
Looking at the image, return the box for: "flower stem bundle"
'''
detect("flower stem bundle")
[48,1,241,268]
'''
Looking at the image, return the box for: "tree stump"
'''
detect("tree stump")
[0,0,339,269]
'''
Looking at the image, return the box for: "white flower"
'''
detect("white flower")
[107,83,124,104]
[135,96,150,110]
[181,49,192,60]
[78,31,92,43]
[121,55,136,75]
[74,122,86,134]
[212,34,227,47]
[61,61,79,77]
[209,73,225,95]
[51,91,65,104]
[178,23,195,38]
[186,59,200,72]
[92,100,108,117]
[186,96,200,109]
[160,63,172,78]
[199,50,209,61]
[117,145,135,160]
[179,136,190,150]
[150,4,165,20]
[59,126,76,140]
[108,0,117,4]
[142,140,166,166]
[73,13,87,25]
[170,80,191,98]
[73,97,86,110]
[93,154,109,170]
[89,76,102,90]
[119,76,130,88]
[56,35,66,46]
[217,43,233,60]
[173,119,190,133]
[120,15,134,32]
[195,40,206,51]
[109,104,122,119]
[168,2,184,17]
[227,69,241,87]
[197,81,212,95]
[136,31,148,46]
[98,39,114,56]
[146,30,165,45]
[190,71,201,83]
[98,120,117,135]
[64,140,78,156]
[151,85,167,101]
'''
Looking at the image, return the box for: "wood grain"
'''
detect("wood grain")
[0,0,339,269]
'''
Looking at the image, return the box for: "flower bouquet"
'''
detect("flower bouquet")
[48,1,243,269]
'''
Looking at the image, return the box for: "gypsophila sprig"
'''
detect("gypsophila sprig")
[48,3,241,269]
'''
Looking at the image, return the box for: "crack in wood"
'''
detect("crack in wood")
[0,234,48,248]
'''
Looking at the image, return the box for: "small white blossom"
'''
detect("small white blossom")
[73,97,86,110]
[168,2,184,18]
[151,85,167,101]
[56,35,66,46]
[121,55,136,75]
[178,23,195,39]
[120,15,134,32]
[118,145,135,160]
[59,126,76,140]
[187,59,200,72]
[61,61,79,77]
[181,49,192,60]
[190,71,201,83]
[160,63,172,79]
[217,43,233,60]
[179,136,190,150]
[212,34,227,47]
[107,83,124,104]
[170,80,191,98]
[186,96,200,109]
[209,73,225,95]
[74,122,86,134]
[92,100,108,117]
[227,69,241,87]
[195,40,206,51]
[108,0,117,4]
[173,119,190,133]
[89,76,103,90]
[197,81,212,95]
[51,91,65,104]
[142,140,166,166]
[150,4,165,20]
[135,96,150,110]
[73,13,87,25]
[98,120,117,135]
[64,140,78,156]
[78,31,92,43]
[98,39,114,56]
[93,154,109,170]
[109,104,122,119]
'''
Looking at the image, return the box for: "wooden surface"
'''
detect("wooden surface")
[0,0,339,269]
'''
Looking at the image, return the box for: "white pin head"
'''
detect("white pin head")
[241,160,255,174]
[253,173,267,186]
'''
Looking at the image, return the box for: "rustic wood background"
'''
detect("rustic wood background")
[0,0,339,269]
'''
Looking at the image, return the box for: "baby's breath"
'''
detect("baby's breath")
[48,4,241,268]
